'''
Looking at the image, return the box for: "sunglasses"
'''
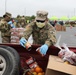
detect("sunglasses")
[36,20,45,23]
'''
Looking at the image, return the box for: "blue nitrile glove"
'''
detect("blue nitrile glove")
[40,44,48,55]
[20,37,27,48]
[8,21,15,28]
[11,24,15,28]
[8,21,12,24]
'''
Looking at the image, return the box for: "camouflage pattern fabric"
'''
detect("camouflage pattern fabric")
[0,19,11,43]
[16,22,21,28]
[23,21,57,47]
[16,17,27,28]
[2,36,10,43]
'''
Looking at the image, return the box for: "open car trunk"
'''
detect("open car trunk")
[0,43,76,75]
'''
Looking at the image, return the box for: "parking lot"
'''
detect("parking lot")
[56,27,76,47]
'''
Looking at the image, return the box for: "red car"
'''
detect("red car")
[0,43,76,75]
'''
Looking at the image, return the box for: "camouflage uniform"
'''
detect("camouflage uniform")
[23,21,57,47]
[0,12,11,43]
[16,16,26,28]
[20,16,27,28]
[22,10,57,47]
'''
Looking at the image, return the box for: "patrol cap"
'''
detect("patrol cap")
[36,10,48,21]
[3,12,12,18]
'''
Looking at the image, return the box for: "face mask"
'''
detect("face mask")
[36,22,45,28]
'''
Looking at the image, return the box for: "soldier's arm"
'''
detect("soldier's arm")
[23,24,33,40]
[45,24,57,47]
[0,23,8,32]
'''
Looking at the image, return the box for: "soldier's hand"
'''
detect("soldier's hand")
[40,44,48,55]
[19,37,27,48]
[8,21,12,25]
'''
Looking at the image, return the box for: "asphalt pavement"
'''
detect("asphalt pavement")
[56,27,76,47]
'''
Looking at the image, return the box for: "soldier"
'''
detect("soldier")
[0,12,12,43]
[20,16,27,28]
[20,10,57,55]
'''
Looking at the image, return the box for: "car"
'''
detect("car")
[0,43,76,75]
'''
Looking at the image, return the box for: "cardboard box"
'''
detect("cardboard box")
[45,55,76,75]
[10,28,24,43]
[55,24,62,31]
[61,26,66,31]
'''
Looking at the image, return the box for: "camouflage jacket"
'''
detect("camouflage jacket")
[23,21,57,47]
[0,19,11,37]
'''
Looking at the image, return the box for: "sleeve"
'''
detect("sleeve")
[23,23,33,40]
[0,22,8,32]
[45,23,57,47]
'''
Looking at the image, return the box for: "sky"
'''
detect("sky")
[0,0,76,18]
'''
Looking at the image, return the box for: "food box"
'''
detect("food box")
[45,55,76,75]
[61,25,66,31]
[11,28,25,43]
[55,24,62,31]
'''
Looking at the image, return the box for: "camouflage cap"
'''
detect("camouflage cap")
[36,10,48,21]
[3,12,12,18]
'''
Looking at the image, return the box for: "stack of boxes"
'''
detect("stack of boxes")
[11,28,25,43]
[45,55,76,75]
[55,24,66,31]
